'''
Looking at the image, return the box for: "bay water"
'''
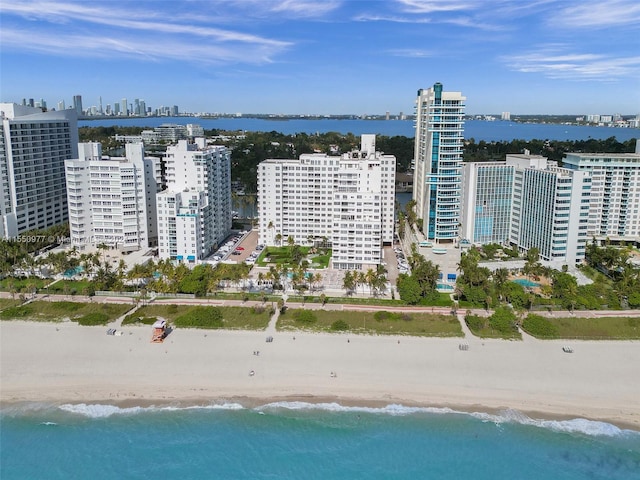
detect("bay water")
[80,117,640,143]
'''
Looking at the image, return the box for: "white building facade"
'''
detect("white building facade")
[563,151,640,244]
[156,139,231,262]
[0,103,79,238]
[508,155,591,264]
[461,154,592,264]
[64,142,160,251]
[412,83,466,243]
[460,162,514,245]
[258,135,395,270]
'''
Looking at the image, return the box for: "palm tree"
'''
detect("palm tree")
[313,272,323,292]
[267,221,274,244]
[342,270,355,296]
[492,268,509,299]
[357,271,367,295]
[96,243,109,265]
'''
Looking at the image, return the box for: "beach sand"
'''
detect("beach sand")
[1,321,639,429]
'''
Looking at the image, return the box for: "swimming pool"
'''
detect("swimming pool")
[63,266,84,278]
[436,283,455,292]
[511,278,540,288]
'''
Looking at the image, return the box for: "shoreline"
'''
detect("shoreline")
[2,321,639,431]
[3,396,638,433]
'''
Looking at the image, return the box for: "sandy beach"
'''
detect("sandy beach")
[1,320,639,429]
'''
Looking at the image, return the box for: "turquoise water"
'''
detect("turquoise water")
[512,278,541,288]
[437,283,455,291]
[63,266,84,278]
[2,402,639,479]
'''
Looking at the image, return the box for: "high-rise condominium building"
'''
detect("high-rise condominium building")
[156,139,231,262]
[563,148,640,244]
[258,135,395,270]
[73,95,83,116]
[509,155,591,264]
[0,103,79,238]
[65,142,160,251]
[461,154,591,264]
[413,83,466,243]
[460,161,515,245]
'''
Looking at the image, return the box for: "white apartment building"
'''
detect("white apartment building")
[412,83,466,243]
[0,103,79,238]
[460,162,515,245]
[509,155,591,264]
[258,135,395,270]
[65,143,160,251]
[563,149,640,244]
[157,139,231,262]
[461,154,591,264]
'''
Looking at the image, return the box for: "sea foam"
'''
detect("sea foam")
[255,401,638,438]
[57,402,244,418]
[8,400,631,438]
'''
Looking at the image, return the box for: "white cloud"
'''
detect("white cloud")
[502,46,640,80]
[0,1,292,64]
[552,0,640,28]
[0,28,283,65]
[265,0,342,17]
[395,0,476,14]
[386,48,436,58]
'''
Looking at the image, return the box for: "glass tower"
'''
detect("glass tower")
[413,83,465,242]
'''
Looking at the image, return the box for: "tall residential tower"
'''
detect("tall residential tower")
[412,83,465,243]
[65,142,160,251]
[258,135,395,270]
[0,103,79,238]
[156,139,232,262]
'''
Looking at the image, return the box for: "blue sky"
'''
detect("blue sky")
[1,0,639,115]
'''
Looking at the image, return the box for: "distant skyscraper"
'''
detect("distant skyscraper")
[113,102,120,115]
[412,83,466,242]
[0,103,79,238]
[73,95,83,116]
[501,112,511,121]
[121,98,128,116]
[57,100,66,111]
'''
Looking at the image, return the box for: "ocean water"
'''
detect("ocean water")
[2,402,639,479]
[80,117,640,142]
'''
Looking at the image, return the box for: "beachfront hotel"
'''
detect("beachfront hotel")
[257,135,395,270]
[156,138,232,262]
[562,147,640,245]
[0,103,79,238]
[64,142,160,251]
[412,83,466,243]
[461,153,592,264]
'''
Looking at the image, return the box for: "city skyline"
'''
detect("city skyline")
[1,1,639,115]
